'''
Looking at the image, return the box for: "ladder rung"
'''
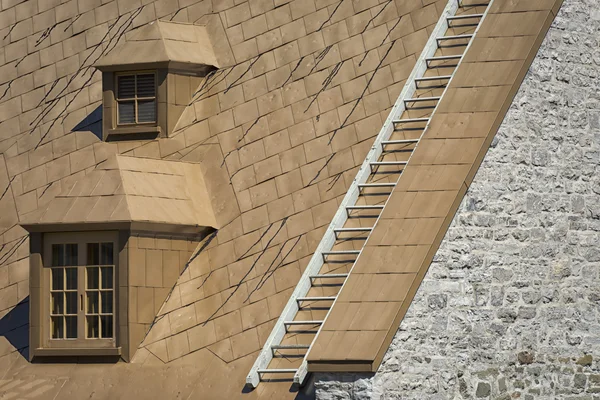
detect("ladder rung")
[322,250,361,256]
[426,55,462,67]
[334,227,372,233]
[458,1,490,7]
[284,320,324,324]
[258,369,297,374]
[415,75,452,83]
[271,344,311,350]
[334,227,372,239]
[370,161,408,166]
[382,139,420,147]
[310,273,349,279]
[447,13,484,21]
[404,96,441,103]
[358,183,396,189]
[346,205,385,210]
[296,297,336,302]
[437,34,473,42]
[370,161,407,172]
[392,117,429,124]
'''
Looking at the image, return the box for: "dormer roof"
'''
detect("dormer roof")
[21,155,237,234]
[94,20,223,73]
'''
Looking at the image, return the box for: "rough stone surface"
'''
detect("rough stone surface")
[315,0,600,399]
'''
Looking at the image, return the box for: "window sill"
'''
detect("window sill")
[107,126,161,141]
[33,347,122,357]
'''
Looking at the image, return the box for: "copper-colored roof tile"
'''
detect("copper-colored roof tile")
[66,170,104,197]
[490,0,556,13]
[337,273,415,302]
[478,10,551,38]
[306,330,338,361]
[323,301,401,332]
[327,331,360,360]
[90,170,122,196]
[410,138,485,165]
[425,112,499,139]
[187,319,218,352]
[109,197,131,222]
[207,339,234,363]
[348,331,387,360]
[213,310,243,342]
[240,298,270,331]
[62,196,100,223]
[438,86,512,113]
[194,294,224,323]
[86,196,129,221]
[452,60,525,88]
[383,190,459,219]
[395,164,470,192]
[353,245,430,274]
[320,302,360,331]
[38,197,75,224]
[230,328,260,360]
[463,36,538,62]
[146,340,169,363]
[368,218,417,246]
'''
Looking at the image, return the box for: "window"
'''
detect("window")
[43,233,118,349]
[116,72,157,125]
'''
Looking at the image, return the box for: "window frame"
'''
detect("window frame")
[42,232,119,350]
[115,70,158,127]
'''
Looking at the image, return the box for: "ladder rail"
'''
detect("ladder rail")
[246,0,492,388]
[295,0,494,386]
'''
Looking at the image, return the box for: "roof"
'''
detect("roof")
[20,155,235,233]
[94,20,222,71]
[0,0,566,398]
[306,0,563,372]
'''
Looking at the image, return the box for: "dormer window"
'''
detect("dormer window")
[116,72,157,126]
[93,19,232,142]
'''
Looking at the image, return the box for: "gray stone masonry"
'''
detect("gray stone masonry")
[314,0,600,398]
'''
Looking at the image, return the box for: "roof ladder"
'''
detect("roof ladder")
[246,0,491,389]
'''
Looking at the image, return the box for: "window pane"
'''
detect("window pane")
[137,100,156,123]
[100,243,113,265]
[51,293,64,315]
[87,267,99,289]
[101,315,113,339]
[87,243,99,265]
[65,316,77,339]
[51,316,64,339]
[52,244,63,266]
[87,316,99,339]
[118,101,135,124]
[51,269,63,291]
[87,292,99,314]
[65,292,77,315]
[65,268,77,290]
[101,292,113,314]
[117,75,135,99]
[101,267,113,289]
[136,74,155,97]
[65,244,77,265]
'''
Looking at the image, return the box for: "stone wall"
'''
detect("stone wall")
[315,0,600,398]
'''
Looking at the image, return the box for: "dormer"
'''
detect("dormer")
[94,19,232,141]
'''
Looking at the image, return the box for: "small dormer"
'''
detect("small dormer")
[94,20,231,141]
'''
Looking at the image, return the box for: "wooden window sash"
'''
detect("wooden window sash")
[42,232,118,349]
[115,71,157,126]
